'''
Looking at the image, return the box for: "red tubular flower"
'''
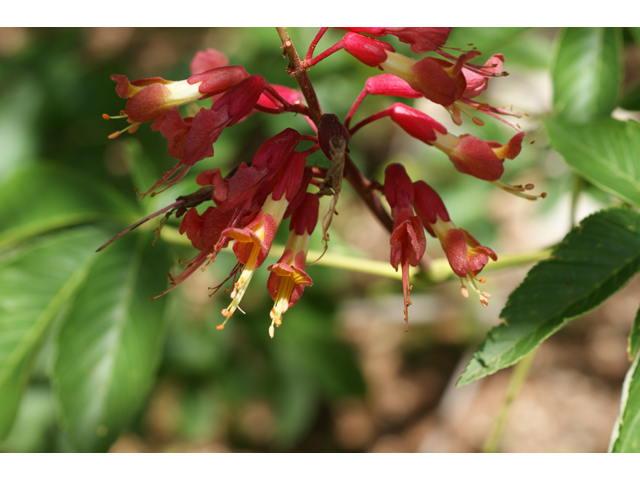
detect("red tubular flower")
[387,103,447,144]
[189,48,229,75]
[363,74,423,99]
[256,84,304,110]
[345,74,422,128]
[215,128,302,209]
[462,54,505,99]
[136,75,280,200]
[218,148,308,328]
[341,27,451,54]
[384,164,426,331]
[380,50,480,107]
[412,180,496,306]
[110,66,249,124]
[343,32,395,67]
[430,131,541,201]
[342,32,481,107]
[266,192,319,337]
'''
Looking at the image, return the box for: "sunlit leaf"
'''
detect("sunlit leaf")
[609,352,640,452]
[546,118,640,209]
[53,231,171,452]
[0,227,107,440]
[458,208,640,386]
[551,27,622,122]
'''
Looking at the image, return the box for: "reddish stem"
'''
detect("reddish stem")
[302,39,346,69]
[344,87,368,129]
[276,28,393,234]
[305,27,329,61]
[349,109,391,137]
[276,27,323,125]
[343,154,393,233]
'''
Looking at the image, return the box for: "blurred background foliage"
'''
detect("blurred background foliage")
[0,27,639,452]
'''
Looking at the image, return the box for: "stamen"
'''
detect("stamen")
[463,274,492,307]
[107,122,140,139]
[491,180,546,200]
[102,110,129,120]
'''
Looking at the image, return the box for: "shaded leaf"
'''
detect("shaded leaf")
[609,352,640,452]
[275,303,366,399]
[630,306,640,361]
[0,385,57,452]
[546,118,640,209]
[628,27,640,47]
[551,28,622,122]
[0,227,107,440]
[53,230,171,452]
[620,82,640,111]
[0,163,138,249]
[458,208,640,386]
[272,345,318,447]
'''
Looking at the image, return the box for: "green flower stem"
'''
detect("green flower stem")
[482,350,537,453]
[159,225,552,284]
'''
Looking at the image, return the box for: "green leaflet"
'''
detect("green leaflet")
[609,350,640,452]
[53,230,170,452]
[551,27,622,122]
[0,227,108,440]
[546,118,640,209]
[458,208,640,386]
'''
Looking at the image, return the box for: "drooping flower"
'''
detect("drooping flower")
[218,150,308,329]
[412,180,496,306]
[266,192,319,337]
[384,163,426,330]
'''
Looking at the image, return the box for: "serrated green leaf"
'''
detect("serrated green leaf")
[630,306,640,361]
[53,230,170,452]
[609,352,640,452]
[458,208,640,386]
[551,28,622,122]
[0,163,138,249]
[0,227,107,440]
[546,118,640,208]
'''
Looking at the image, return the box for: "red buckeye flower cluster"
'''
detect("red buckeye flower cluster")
[102,28,545,337]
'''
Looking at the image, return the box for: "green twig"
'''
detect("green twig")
[159,225,552,284]
[482,350,537,453]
